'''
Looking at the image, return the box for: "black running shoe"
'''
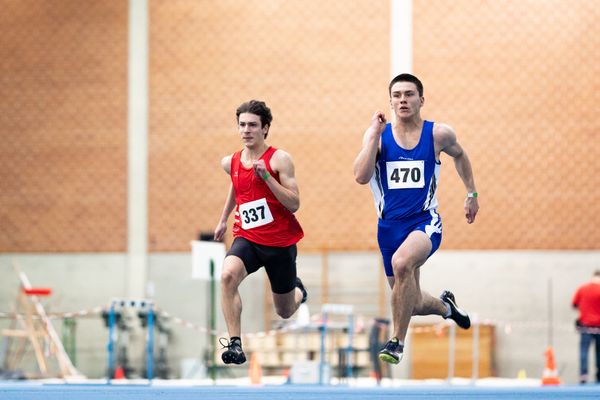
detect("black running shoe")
[441,290,471,329]
[378,337,404,364]
[295,277,308,304]
[220,337,246,365]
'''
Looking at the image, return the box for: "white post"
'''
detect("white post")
[447,323,456,382]
[390,0,413,76]
[127,0,149,299]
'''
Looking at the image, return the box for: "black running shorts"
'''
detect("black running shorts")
[226,237,297,294]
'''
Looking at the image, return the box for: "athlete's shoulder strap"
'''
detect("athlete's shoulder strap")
[422,120,436,156]
[262,146,277,161]
[230,150,242,177]
[379,123,392,159]
[262,146,279,178]
[423,120,434,135]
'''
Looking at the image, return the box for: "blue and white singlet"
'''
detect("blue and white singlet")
[369,120,440,220]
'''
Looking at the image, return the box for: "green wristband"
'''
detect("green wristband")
[262,171,270,181]
[467,192,478,198]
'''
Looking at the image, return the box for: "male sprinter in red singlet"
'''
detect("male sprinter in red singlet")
[354,74,479,365]
[214,100,307,365]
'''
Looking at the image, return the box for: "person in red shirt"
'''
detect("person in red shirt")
[214,100,307,365]
[572,270,600,384]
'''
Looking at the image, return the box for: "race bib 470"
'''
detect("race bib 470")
[238,198,274,229]
[386,160,425,189]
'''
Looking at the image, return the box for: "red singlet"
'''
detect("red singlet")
[230,146,304,247]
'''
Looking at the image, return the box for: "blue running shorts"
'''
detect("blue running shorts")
[377,209,442,277]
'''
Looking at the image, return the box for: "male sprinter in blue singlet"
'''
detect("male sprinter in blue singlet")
[353,73,479,364]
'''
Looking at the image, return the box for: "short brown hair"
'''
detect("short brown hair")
[236,100,273,128]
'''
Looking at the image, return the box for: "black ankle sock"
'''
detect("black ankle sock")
[230,336,241,346]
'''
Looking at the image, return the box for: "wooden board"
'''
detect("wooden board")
[410,323,495,379]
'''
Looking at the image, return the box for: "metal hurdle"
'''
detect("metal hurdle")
[106,298,155,384]
[319,303,354,385]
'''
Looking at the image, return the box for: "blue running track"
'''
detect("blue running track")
[1,383,600,399]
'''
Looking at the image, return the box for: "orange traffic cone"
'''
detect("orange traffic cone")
[541,346,561,385]
[249,353,262,385]
[114,365,125,379]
